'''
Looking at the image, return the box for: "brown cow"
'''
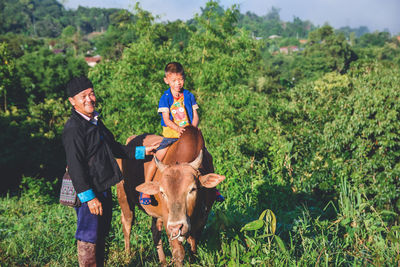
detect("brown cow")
[116,126,225,266]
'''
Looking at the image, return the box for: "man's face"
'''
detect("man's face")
[164,73,185,93]
[68,88,96,117]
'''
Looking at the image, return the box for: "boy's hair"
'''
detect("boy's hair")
[164,62,185,77]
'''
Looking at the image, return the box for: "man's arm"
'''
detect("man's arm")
[100,121,159,159]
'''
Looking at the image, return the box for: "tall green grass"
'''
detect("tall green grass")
[1,177,398,266]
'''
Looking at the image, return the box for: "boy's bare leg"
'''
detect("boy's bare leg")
[145,148,168,182]
[140,148,168,205]
[155,147,168,162]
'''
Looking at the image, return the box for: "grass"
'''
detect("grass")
[0,193,77,266]
[0,177,399,266]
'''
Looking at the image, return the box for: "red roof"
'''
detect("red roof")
[84,55,101,63]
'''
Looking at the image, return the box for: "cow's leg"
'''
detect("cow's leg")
[187,235,197,262]
[116,180,134,253]
[152,218,167,266]
[170,239,185,267]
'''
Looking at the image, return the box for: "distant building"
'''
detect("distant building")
[268,35,281,39]
[279,47,289,54]
[279,46,299,54]
[397,36,400,42]
[299,39,308,45]
[84,55,101,67]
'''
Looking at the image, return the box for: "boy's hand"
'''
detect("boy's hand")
[177,126,186,137]
[145,141,161,155]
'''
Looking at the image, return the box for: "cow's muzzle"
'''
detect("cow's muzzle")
[170,229,182,241]
[168,221,189,242]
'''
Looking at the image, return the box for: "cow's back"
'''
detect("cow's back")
[163,125,204,165]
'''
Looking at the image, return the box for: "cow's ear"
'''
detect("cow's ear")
[136,182,160,195]
[199,174,225,188]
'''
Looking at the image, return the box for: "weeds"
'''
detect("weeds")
[1,175,399,265]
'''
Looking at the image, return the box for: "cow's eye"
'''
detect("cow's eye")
[190,187,197,194]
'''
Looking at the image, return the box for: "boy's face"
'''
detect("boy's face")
[164,73,184,93]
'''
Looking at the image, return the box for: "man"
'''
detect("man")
[62,76,159,266]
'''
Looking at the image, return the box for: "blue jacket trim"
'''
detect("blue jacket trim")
[158,88,197,127]
[78,189,96,203]
[135,146,146,159]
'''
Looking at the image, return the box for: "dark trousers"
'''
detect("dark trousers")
[75,189,112,243]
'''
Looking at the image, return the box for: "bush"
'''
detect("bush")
[281,63,400,207]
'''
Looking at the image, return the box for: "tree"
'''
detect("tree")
[35,16,63,37]
[337,25,370,38]
[61,25,79,56]
[356,31,391,47]
[184,1,259,93]
[303,25,358,75]
[285,16,315,38]
[265,6,280,21]
[13,47,88,107]
[0,42,14,111]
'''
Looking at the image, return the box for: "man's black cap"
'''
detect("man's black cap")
[66,76,93,97]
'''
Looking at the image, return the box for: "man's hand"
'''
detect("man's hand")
[87,197,103,216]
[145,141,161,155]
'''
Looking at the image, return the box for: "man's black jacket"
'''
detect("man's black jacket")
[62,109,136,194]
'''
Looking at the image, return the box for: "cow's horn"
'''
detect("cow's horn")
[154,155,167,172]
[189,150,203,170]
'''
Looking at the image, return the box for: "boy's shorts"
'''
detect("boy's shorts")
[157,137,178,151]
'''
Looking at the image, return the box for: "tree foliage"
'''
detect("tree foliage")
[13,48,88,107]
[0,42,14,111]
[0,0,121,37]
[301,25,358,76]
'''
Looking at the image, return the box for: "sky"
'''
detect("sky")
[60,0,400,34]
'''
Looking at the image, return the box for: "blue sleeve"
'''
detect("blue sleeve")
[78,189,96,203]
[158,93,169,113]
[135,146,146,159]
[190,92,197,106]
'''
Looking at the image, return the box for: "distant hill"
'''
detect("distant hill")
[0,0,371,39]
[0,0,121,37]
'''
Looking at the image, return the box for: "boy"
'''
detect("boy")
[140,62,224,205]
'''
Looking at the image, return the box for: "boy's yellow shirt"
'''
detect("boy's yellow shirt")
[162,126,180,138]
[162,95,189,138]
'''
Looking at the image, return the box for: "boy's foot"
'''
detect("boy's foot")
[215,189,225,202]
[140,192,151,205]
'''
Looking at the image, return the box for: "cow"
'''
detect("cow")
[116,125,225,266]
